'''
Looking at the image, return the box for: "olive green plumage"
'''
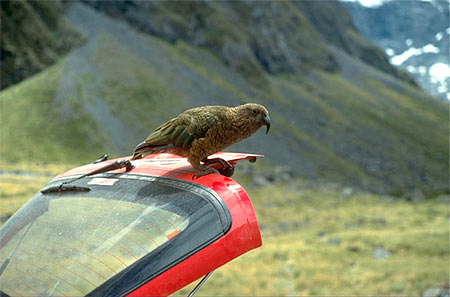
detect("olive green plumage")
[131,103,271,176]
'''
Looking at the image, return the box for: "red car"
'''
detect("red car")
[0,152,262,296]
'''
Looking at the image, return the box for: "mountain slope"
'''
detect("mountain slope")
[1,2,448,196]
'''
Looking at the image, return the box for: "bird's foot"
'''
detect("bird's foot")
[201,157,232,168]
[201,157,235,177]
[192,165,220,179]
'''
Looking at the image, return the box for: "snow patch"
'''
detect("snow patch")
[406,65,428,76]
[391,48,421,65]
[435,32,443,41]
[385,48,395,56]
[429,63,450,99]
[339,0,389,7]
[356,0,387,7]
[423,44,440,53]
[418,66,428,75]
[391,44,440,65]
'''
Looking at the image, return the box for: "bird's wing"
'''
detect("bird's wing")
[133,107,222,158]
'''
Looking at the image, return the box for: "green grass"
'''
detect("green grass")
[0,163,71,222]
[0,61,110,164]
[0,175,48,222]
[95,34,185,128]
[1,164,447,295]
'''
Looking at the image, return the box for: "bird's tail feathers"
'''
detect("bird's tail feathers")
[131,142,175,160]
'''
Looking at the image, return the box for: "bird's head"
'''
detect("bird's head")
[234,103,271,134]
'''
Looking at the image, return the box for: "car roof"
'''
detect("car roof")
[54,152,263,183]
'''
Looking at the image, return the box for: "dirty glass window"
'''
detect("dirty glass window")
[0,174,230,296]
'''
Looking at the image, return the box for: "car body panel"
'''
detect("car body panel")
[23,152,262,296]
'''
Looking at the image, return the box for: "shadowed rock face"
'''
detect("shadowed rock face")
[0,1,84,90]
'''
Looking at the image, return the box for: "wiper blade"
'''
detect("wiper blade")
[41,184,91,194]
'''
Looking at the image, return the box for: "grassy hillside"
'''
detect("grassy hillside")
[1,2,448,196]
[1,63,110,164]
[0,164,447,296]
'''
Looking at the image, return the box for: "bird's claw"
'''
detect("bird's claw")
[217,166,235,177]
[202,157,233,168]
[199,157,235,177]
[192,166,220,179]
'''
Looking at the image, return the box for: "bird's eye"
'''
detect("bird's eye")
[252,109,258,114]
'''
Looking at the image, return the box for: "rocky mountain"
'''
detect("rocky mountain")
[1,1,448,197]
[82,0,417,86]
[343,0,450,100]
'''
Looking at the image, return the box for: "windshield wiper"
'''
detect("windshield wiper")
[41,159,134,194]
[78,159,134,177]
[41,184,91,194]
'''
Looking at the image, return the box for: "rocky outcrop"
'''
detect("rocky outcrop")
[0,1,84,89]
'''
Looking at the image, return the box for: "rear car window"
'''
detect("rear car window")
[0,173,231,296]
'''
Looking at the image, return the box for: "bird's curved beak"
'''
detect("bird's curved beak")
[263,114,271,134]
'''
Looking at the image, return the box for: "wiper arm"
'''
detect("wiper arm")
[81,159,134,177]
[41,160,134,194]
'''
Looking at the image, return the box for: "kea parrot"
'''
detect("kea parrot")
[131,103,271,177]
